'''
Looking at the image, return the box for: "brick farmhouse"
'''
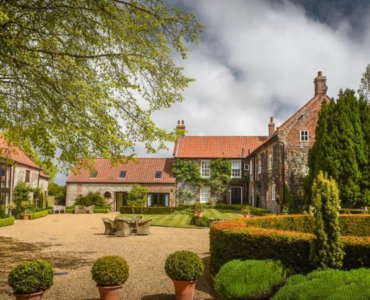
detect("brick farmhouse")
[65,72,328,213]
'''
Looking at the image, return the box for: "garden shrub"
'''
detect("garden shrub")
[8,259,53,294]
[91,256,129,286]
[0,217,14,227]
[165,250,204,281]
[65,207,74,213]
[75,192,108,207]
[93,207,111,213]
[215,204,272,216]
[120,206,185,214]
[210,217,370,274]
[215,259,286,300]
[272,268,370,299]
[30,210,49,220]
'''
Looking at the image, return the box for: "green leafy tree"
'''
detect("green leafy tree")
[127,184,148,213]
[308,89,368,207]
[310,171,344,270]
[12,182,32,212]
[48,182,66,204]
[0,1,202,170]
[358,64,370,101]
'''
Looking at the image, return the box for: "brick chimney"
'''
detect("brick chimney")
[176,120,186,136]
[268,117,275,137]
[314,71,327,96]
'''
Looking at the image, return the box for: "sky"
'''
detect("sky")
[55,0,370,185]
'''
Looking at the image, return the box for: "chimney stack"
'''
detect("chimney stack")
[268,117,275,137]
[314,71,327,96]
[176,120,186,136]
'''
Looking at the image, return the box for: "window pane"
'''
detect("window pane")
[200,187,210,203]
[200,160,210,178]
[231,160,241,178]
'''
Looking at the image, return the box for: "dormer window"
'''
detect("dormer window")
[119,170,126,178]
[155,171,162,178]
[90,170,97,178]
[300,130,309,142]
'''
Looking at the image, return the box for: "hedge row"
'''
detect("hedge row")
[0,217,15,227]
[119,206,185,214]
[214,204,272,216]
[210,218,370,274]
[244,214,370,236]
[93,208,111,213]
[30,210,49,220]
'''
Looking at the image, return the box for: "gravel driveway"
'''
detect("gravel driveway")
[0,213,214,299]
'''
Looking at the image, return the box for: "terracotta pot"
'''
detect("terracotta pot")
[14,291,43,300]
[173,280,196,300]
[97,285,123,300]
[22,214,29,220]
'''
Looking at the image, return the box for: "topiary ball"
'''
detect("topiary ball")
[91,256,129,286]
[8,259,54,294]
[165,250,204,281]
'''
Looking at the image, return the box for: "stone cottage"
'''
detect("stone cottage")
[66,158,176,211]
[0,137,49,212]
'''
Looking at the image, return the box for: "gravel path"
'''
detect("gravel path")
[0,213,215,299]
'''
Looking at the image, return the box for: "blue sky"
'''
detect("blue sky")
[54,0,370,185]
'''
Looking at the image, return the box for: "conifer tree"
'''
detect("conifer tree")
[310,171,344,270]
[308,89,368,207]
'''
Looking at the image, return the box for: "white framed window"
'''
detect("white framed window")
[268,154,272,170]
[258,159,262,174]
[272,184,276,201]
[244,163,249,171]
[200,187,210,203]
[200,160,210,178]
[231,160,242,178]
[300,130,309,142]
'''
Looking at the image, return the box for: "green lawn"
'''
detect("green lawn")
[118,209,243,228]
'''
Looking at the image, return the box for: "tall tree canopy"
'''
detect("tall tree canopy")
[308,89,370,207]
[358,64,370,101]
[0,0,202,171]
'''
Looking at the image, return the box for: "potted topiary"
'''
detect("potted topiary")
[8,259,53,300]
[241,206,251,218]
[165,250,204,300]
[91,255,129,300]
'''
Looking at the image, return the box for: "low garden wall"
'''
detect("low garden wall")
[210,215,370,274]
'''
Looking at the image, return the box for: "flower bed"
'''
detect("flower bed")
[210,215,370,274]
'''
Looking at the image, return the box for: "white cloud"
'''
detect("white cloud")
[55,0,370,184]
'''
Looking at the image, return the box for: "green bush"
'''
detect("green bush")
[210,218,370,275]
[93,207,111,213]
[214,204,272,216]
[192,215,209,227]
[0,217,15,227]
[215,259,286,300]
[91,256,129,286]
[75,192,108,207]
[8,259,53,294]
[272,268,370,299]
[120,206,185,214]
[165,250,204,281]
[30,210,49,220]
[65,208,74,213]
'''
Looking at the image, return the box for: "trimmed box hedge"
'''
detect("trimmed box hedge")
[214,204,272,216]
[93,208,111,213]
[30,210,49,220]
[0,217,15,227]
[120,206,185,214]
[210,215,370,274]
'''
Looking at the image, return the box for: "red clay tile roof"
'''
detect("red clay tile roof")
[174,136,267,158]
[67,158,175,184]
[0,136,40,169]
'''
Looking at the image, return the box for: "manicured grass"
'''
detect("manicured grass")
[118,209,243,228]
[118,214,196,228]
[205,208,243,220]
